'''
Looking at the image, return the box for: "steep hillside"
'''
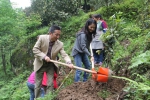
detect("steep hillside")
[0,0,149,100]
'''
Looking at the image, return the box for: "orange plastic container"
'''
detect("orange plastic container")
[92,68,97,80]
[97,67,109,76]
[96,74,108,82]
[92,67,110,82]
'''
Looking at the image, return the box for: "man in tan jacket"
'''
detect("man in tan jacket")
[33,25,73,98]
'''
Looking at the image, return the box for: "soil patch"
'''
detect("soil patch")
[55,77,126,100]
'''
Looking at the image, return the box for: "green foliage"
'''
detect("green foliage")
[112,76,150,91]
[10,27,49,71]
[0,0,18,49]
[52,0,78,15]
[36,91,57,100]
[63,38,74,55]
[129,51,150,69]
[112,75,150,100]
[97,90,111,99]
[0,0,150,100]
[89,0,124,10]
[137,1,150,29]
[31,0,79,25]
[61,12,92,40]
[0,70,30,100]
[62,75,74,87]
[98,0,144,21]
[100,2,150,100]
[120,23,141,38]
[11,82,29,100]
[24,13,42,34]
[0,0,42,76]
[0,0,16,36]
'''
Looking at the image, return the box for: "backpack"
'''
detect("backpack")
[98,20,108,33]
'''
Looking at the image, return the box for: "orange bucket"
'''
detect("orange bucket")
[92,68,97,80]
[91,67,111,82]
[96,74,108,82]
[97,67,109,76]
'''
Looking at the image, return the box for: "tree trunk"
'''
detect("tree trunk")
[1,47,7,75]
[84,0,87,12]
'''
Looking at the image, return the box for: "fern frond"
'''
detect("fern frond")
[128,51,150,69]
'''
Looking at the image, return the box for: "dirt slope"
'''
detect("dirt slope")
[55,77,126,100]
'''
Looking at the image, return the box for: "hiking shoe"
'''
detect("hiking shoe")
[94,63,99,66]
[98,62,103,66]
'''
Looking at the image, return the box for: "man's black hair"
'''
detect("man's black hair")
[49,25,61,33]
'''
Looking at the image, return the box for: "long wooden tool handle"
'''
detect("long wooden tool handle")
[90,44,94,69]
[50,60,97,74]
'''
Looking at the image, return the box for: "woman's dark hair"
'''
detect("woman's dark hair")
[83,18,97,42]
[93,14,102,19]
